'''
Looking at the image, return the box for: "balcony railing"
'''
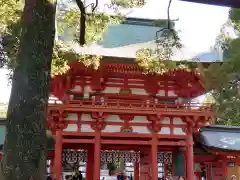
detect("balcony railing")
[48,98,212,114]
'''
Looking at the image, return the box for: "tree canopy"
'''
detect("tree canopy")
[0,0,186,77]
[0,0,130,76]
[203,8,240,126]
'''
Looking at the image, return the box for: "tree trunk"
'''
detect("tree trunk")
[0,0,57,180]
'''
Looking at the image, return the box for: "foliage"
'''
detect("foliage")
[205,8,240,126]
[136,48,188,74]
[213,21,233,54]
[52,41,102,75]
[229,8,240,32]
[0,111,7,118]
[135,27,187,74]
[152,19,175,28]
[112,0,144,7]
[0,1,124,75]
[57,9,123,44]
[107,162,117,175]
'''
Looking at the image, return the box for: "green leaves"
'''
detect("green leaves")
[136,48,183,74]
[51,41,102,76]
[1,0,123,75]
[58,10,123,44]
[229,8,240,32]
[205,8,240,126]
[135,28,185,74]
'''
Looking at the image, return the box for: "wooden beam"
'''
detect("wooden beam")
[158,141,186,146]
[101,139,150,145]
[62,131,95,137]
[62,138,94,144]
[48,104,213,117]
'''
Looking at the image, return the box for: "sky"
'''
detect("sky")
[0,0,230,103]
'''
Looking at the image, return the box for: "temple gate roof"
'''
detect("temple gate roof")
[179,0,240,8]
[60,0,223,63]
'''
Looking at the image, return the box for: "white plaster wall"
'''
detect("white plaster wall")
[102,125,122,133]
[173,128,186,135]
[158,127,170,134]
[128,83,144,87]
[83,85,93,98]
[128,79,144,82]
[132,126,150,134]
[64,124,78,132]
[108,78,122,80]
[48,95,62,104]
[131,116,149,123]
[64,113,78,121]
[130,88,148,95]
[103,87,121,93]
[156,90,165,96]
[81,114,93,121]
[106,82,123,85]
[160,117,170,124]
[173,117,186,125]
[81,124,94,132]
[71,85,82,92]
[105,115,123,122]
[167,90,177,97]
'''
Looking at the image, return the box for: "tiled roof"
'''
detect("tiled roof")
[59,0,224,62]
[69,40,222,62]
[179,0,240,8]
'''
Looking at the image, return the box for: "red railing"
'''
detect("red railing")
[48,98,212,113]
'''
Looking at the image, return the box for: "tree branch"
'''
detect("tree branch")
[91,0,99,12]
[75,0,86,45]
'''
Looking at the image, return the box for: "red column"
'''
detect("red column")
[93,131,101,180]
[186,132,194,180]
[140,150,150,180]
[134,162,140,180]
[54,130,62,180]
[86,147,94,180]
[151,133,158,180]
[223,159,228,179]
[205,163,212,180]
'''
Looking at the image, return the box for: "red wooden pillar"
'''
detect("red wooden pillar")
[93,131,101,180]
[140,149,151,180]
[54,130,63,180]
[151,133,158,180]
[86,147,94,180]
[195,172,202,180]
[91,112,106,180]
[223,159,228,179]
[186,132,194,180]
[205,163,212,180]
[134,162,140,180]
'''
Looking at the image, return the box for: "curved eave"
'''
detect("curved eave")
[51,61,206,101]
[179,0,240,8]
[199,125,240,152]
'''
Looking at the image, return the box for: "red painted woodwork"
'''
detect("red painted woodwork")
[50,62,206,101]
[94,131,101,180]
[140,150,151,180]
[186,129,194,180]
[47,111,68,134]
[86,148,94,180]
[151,133,158,180]
[134,162,140,180]
[47,61,215,180]
[210,162,226,180]
[54,131,62,180]
[171,69,204,98]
